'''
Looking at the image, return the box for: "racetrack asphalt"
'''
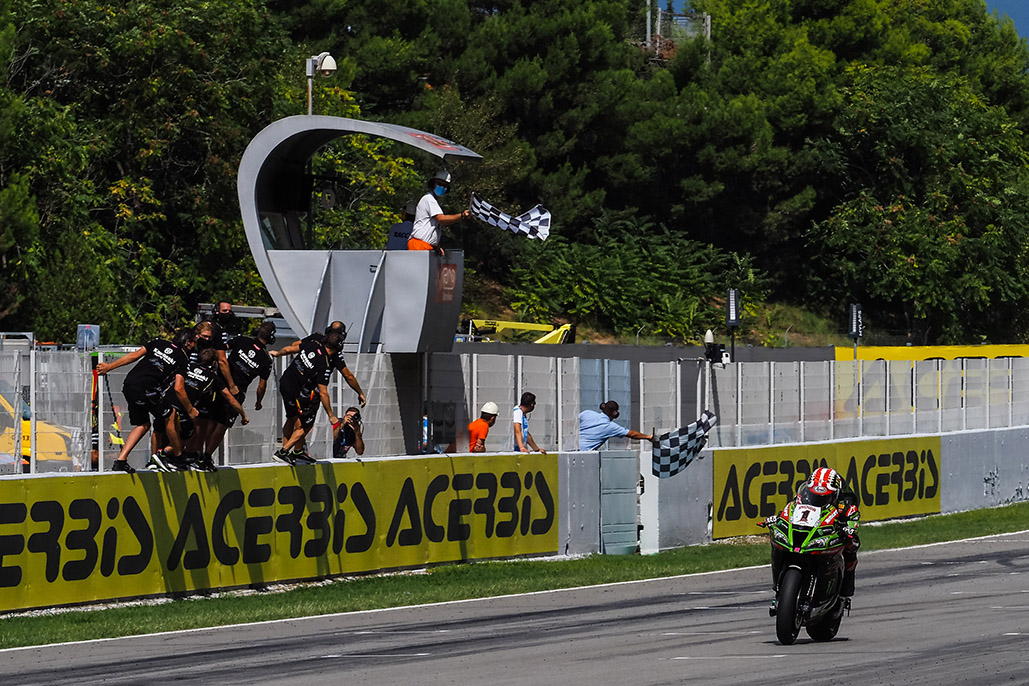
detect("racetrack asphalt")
[1,531,1027,685]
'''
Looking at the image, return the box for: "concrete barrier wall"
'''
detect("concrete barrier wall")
[642,427,1029,551]
[940,427,1029,513]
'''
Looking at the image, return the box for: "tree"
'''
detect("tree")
[9,0,291,339]
[806,66,1029,343]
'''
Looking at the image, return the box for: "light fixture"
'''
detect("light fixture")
[306,51,337,115]
[726,288,740,362]
[848,303,863,359]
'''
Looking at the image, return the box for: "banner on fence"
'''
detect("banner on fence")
[711,436,941,539]
[0,453,558,611]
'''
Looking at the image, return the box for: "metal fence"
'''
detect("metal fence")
[5,349,1029,475]
[696,357,1029,448]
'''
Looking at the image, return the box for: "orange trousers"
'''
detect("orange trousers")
[407,237,435,251]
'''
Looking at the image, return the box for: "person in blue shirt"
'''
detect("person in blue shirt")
[578,400,654,451]
[513,392,546,453]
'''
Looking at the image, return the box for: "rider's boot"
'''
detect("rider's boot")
[841,569,855,598]
[841,570,855,614]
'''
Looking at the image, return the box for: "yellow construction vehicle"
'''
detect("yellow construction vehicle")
[457,320,575,344]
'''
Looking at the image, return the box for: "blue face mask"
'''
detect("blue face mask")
[434,184,448,197]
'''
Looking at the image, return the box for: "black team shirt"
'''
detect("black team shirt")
[225,336,272,394]
[279,338,330,398]
[123,340,188,395]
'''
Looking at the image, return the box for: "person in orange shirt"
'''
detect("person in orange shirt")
[468,401,499,452]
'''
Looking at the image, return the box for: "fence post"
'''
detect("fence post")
[961,358,967,431]
[799,361,805,443]
[736,362,743,447]
[675,359,682,428]
[29,347,37,474]
[910,361,916,435]
[829,361,835,441]
[857,360,863,438]
[98,352,105,472]
[471,353,479,427]
[885,360,891,436]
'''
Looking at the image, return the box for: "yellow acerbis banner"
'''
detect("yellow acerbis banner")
[0,453,558,612]
[712,436,941,539]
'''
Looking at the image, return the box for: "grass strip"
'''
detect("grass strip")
[2,501,1028,649]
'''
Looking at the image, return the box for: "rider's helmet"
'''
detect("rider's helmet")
[798,467,842,507]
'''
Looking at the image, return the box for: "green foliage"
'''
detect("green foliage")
[806,66,1029,343]
[4,0,1029,344]
[509,213,765,343]
[5,0,291,339]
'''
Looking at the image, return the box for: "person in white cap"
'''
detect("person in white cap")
[468,401,499,453]
[408,169,471,255]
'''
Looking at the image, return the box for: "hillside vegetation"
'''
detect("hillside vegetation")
[2,0,1029,345]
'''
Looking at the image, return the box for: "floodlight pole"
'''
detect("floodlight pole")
[726,288,740,363]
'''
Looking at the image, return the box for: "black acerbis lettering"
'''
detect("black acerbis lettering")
[305,483,333,558]
[716,464,742,522]
[496,471,521,538]
[474,472,498,537]
[890,452,905,501]
[903,451,919,501]
[741,462,761,519]
[0,502,27,588]
[776,461,795,512]
[168,493,211,571]
[332,483,348,554]
[875,453,891,506]
[842,457,860,497]
[860,454,876,507]
[100,498,119,577]
[423,474,449,543]
[531,471,555,535]
[386,478,422,547]
[275,486,305,559]
[519,472,533,536]
[27,501,63,583]
[924,448,940,499]
[63,498,101,582]
[345,482,376,554]
[447,473,473,542]
[211,490,244,565]
[119,496,153,576]
[758,461,778,519]
[243,488,274,564]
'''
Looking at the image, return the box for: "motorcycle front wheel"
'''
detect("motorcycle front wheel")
[806,597,844,642]
[775,567,804,645]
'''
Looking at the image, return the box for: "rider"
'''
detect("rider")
[768,467,860,613]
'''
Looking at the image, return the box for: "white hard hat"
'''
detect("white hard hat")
[433,169,452,184]
[404,199,417,216]
[480,401,499,415]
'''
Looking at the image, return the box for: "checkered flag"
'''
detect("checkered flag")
[651,410,717,479]
[470,194,551,241]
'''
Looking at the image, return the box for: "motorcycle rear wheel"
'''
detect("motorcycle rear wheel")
[775,567,804,645]
[806,597,844,642]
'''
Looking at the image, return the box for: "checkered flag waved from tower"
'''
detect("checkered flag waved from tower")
[651,410,717,479]
[470,194,551,241]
